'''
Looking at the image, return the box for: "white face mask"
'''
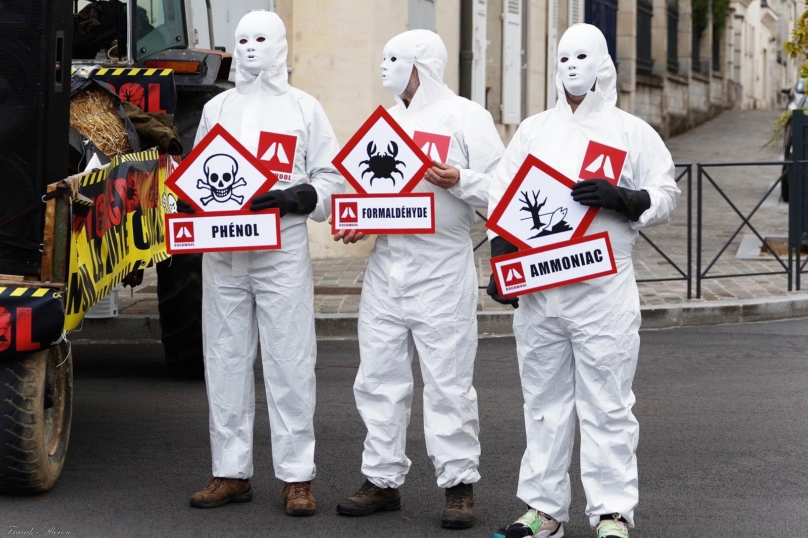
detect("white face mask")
[380,34,416,96]
[234,12,277,76]
[557,26,599,97]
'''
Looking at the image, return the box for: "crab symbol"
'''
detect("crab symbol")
[196,154,248,206]
[359,141,406,187]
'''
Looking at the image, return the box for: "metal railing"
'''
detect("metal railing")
[696,162,795,298]
[636,164,692,298]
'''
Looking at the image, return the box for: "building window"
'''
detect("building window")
[692,30,702,72]
[585,0,618,64]
[712,29,721,71]
[667,0,679,73]
[636,0,654,74]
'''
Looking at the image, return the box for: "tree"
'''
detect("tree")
[771,10,808,146]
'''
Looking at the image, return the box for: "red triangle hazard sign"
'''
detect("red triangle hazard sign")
[165,124,279,214]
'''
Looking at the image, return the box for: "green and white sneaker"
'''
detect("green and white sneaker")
[596,514,629,538]
[493,508,564,538]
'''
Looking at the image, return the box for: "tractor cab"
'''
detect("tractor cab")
[71,0,231,96]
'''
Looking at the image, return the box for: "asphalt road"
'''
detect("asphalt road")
[2,319,808,537]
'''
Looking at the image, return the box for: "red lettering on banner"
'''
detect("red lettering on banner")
[15,308,40,352]
[0,307,10,352]
[148,83,165,113]
[119,83,146,109]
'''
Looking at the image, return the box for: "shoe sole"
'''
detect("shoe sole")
[286,507,316,517]
[189,488,253,509]
[441,517,475,529]
[492,524,564,538]
[336,497,401,517]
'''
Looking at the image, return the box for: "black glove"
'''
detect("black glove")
[487,236,520,309]
[176,199,195,214]
[570,179,651,221]
[249,184,318,217]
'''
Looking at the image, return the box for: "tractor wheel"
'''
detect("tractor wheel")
[0,342,72,494]
[156,254,204,378]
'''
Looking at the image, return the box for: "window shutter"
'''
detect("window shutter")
[568,0,584,25]
[471,0,488,106]
[501,0,523,124]
[409,0,436,31]
[546,0,559,108]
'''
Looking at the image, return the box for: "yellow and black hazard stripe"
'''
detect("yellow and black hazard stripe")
[79,149,160,187]
[0,287,60,298]
[115,148,159,164]
[80,168,107,187]
[71,67,173,77]
[72,196,94,209]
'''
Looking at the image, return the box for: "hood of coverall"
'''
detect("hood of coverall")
[233,10,290,95]
[554,24,617,113]
[382,30,456,108]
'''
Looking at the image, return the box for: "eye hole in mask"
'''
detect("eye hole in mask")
[257,37,266,42]
[391,57,398,62]
[239,38,248,44]
[560,57,569,63]
[577,54,587,60]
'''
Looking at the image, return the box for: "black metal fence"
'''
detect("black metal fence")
[696,162,794,298]
[636,164,692,298]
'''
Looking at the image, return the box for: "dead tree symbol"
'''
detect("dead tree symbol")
[519,190,547,232]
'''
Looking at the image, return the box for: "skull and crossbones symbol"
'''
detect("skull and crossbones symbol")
[196,154,247,206]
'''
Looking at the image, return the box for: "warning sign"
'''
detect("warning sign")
[258,131,297,182]
[166,210,281,254]
[491,232,617,297]
[165,123,278,213]
[578,140,628,184]
[332,106,432,195]
[413,131,452,163]
[331,193,435,234]
[486,155,599,250]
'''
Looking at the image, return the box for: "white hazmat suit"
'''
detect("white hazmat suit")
[354,30,504,489]
[487,24,679,527]
[196,11,344,482]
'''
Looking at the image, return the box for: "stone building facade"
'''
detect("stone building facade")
[183,0,801,256]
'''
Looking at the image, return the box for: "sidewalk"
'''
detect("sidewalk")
[113,110,808,333]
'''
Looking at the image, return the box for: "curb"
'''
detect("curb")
[72,293,808,343]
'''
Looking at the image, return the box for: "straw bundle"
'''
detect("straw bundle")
[70,88,132,158]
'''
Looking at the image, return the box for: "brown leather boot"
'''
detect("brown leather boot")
[190,477,253,508]
[282,481,316,516]
[441,483,474,529]
[336,479,402,516]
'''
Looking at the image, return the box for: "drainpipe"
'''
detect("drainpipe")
[460,0,474,99]
[521,0,529,119]
[206,0,216,49]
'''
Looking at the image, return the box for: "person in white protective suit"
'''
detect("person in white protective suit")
[186,10,344,516]
[333,30,504,529]
[488,24,679,538]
